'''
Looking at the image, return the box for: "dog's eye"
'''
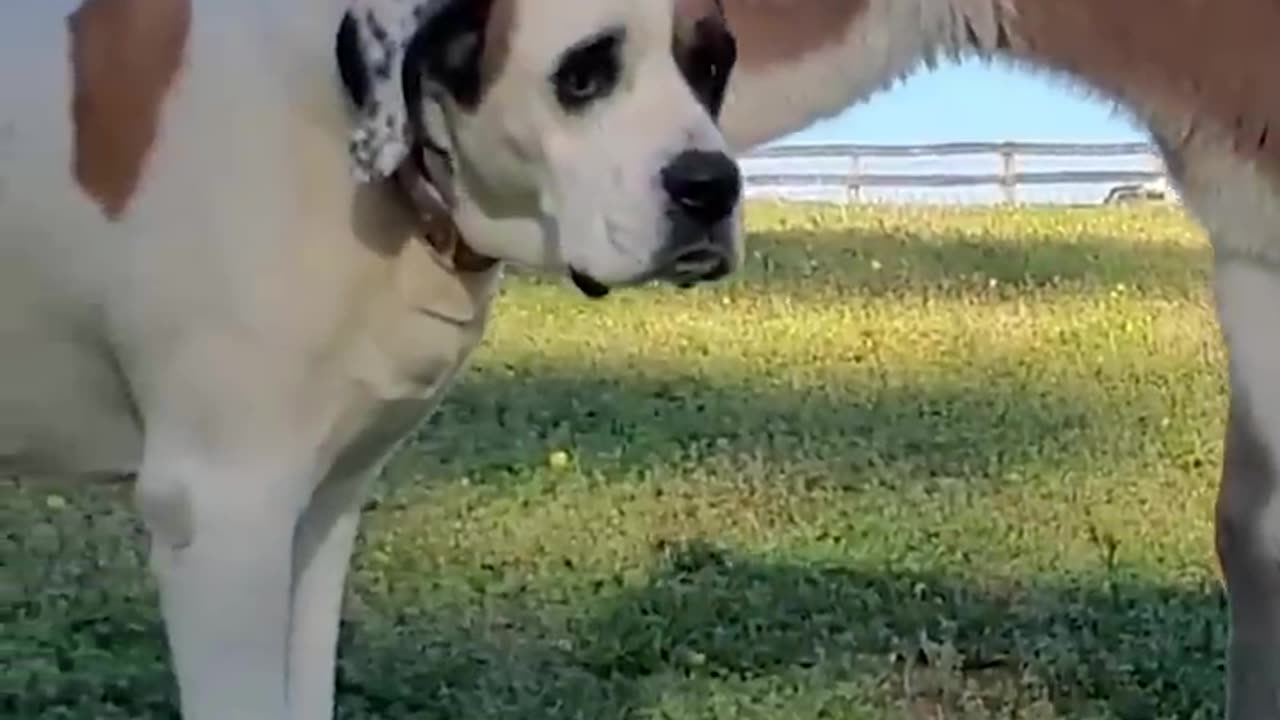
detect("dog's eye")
[559,67,606,103]
[552,28,624,112]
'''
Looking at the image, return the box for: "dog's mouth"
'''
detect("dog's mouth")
[567,244,731,300]
[661,246,732,288]
[569,269,612,299]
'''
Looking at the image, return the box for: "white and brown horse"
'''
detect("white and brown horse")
[714,0,1280,716]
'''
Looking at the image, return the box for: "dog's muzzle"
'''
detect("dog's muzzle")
[662,149,741,228]
[662,245,734,288]
[567,149,742,300]
[657,148,740,287]
[568,231,735,300]
[568,239,732,299]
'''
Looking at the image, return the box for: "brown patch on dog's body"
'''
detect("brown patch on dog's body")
[719,0,1280,171]
[68,0,191,219]
[719,0,866,69]
[1003,0,1280,173]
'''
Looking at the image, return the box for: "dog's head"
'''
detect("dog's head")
[337,0,743,296]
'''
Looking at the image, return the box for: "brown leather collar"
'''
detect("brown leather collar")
[391,162,498,274]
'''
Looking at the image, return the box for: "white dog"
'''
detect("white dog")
[0,1,743,718]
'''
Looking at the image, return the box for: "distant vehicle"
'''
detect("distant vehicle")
[1103,177,1176,205]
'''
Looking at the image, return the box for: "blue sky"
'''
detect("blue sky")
[774,57,1147,146]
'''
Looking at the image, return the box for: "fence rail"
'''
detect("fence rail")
[741,141,1172,204]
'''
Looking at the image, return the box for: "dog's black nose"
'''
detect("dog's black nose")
[661,150,741,227]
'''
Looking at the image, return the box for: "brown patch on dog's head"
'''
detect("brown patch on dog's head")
[673,0,726,49]
[673,0,737,116]
[479,0,515,96]
[719,0,865,70]
[68,0,191,220]
[675,0,724,24]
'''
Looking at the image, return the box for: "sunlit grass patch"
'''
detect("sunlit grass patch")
[3,202,1229,719]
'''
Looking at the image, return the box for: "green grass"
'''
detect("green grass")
[2,202,1231,719]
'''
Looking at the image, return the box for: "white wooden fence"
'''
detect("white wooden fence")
[741,141,1173,205]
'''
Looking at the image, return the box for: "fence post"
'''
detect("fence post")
[1150,150,1170,198]
[846,151,862,205]
[999,146,1017,204]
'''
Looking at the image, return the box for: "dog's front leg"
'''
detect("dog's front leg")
[136,442,311,720]
[287,465,377,720]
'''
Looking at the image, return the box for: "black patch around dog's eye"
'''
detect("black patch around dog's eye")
[551,27,626,113]
[403,0,494,111]
[675,17,736,118]
[336,12,370,108]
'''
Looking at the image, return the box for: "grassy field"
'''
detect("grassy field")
[2,202,1230,719]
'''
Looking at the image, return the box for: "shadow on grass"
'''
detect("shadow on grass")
[508,229,1211,311]
[401,356,1116,498]
[510,216,1211,302]
[327,539,1225,719]
[2,523,1225,719]
[2,343,1216,718]
[0,359,1205,718]
[577,540,1226,718]
[716,227,1212,302]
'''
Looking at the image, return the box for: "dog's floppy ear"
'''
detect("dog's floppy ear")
[338,0,498,182]
[335,12,370,108]
[401,0,497,112]
[335,0,498,112]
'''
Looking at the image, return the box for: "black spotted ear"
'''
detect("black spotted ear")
[337,0,495,183]
[402,0,496,113]
[335,12,370,108]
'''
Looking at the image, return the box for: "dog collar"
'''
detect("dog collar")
[392,154,497,274]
